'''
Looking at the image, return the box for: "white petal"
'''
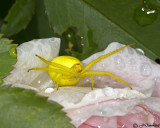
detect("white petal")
[81,42,159,96]
[3,38,60,91]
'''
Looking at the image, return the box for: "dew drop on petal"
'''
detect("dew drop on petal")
[114,56,125,69]
[155,77,160,86]
[103,87,114,96]
[140,63,152,77]
[127,47,134,55]
[128,58,136,65]
[136,48,145,55]
[45,88,54,93]
[102,62,105,67]
[86,78,90,82]
[128,58,137,71]
[88,92,96,99]
[38,80,41,84]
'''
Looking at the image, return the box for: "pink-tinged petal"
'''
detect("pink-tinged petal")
[152,85,160,97]
[79,116,117,128]
[78,105,160,128]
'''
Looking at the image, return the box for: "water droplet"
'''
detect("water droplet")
[155,77,160,86]
[67,34,71,38]
[127,47,134,55]
[114,56,125,69]
[45,88,54,93]
[88,92,96,99]
[128,58,136,65]
[81,43,84,46]
[128,59,137,71]
[38,80,41,84]
[136,48,145,55]
[68,92,84,104]
[103,87,114,96]
[134,6,159,26]
[76,110,81,114]
[122,124,125,128]
[140,63,152,76]
[86,78,90,82]
[9,46,17,58]
[102,63,105,67]
[146,10,156,14]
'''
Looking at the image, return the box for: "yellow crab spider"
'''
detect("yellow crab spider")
[28,43,135,90]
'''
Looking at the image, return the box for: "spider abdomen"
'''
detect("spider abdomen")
[48,56,83,86]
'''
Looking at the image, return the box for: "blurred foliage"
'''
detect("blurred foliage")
[0,0,160,60]
[0,85,75,128]
[1,0,35,36]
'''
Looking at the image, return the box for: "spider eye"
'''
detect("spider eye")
[71,63,82,73]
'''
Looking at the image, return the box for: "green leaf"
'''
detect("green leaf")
[10,0,55,44]
[0,0,36,36]
[0,85,75,128]
[44,0,160,60]
[0,36,17,83]
[34,0,54,38]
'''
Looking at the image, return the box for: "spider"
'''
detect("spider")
[28,43,135,90]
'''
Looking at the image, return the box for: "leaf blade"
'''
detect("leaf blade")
[45,0,160,60]
[0,0,36,36]
[0,36,17,80]
[0,85,75,128]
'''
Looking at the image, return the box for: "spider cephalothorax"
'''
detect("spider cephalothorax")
[28,44,135,90]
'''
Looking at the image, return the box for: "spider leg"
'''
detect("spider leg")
[35,55,74,74]
[56,80,59,90]
[28,67,72,76]
[55,74,76,90]
[53,73,58,88]
[81,71,132,89]
[81,43,135,73]
[90,75,94,90]
[55,74,62,90]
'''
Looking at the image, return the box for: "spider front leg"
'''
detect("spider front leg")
[81,71,132,89]
[81,43,135,73]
